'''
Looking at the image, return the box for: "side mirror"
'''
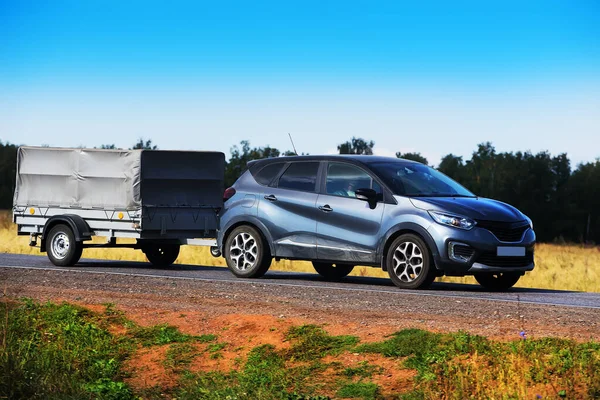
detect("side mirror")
[355,188,378,209]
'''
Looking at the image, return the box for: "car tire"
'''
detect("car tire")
[144,243,180,267]
[46,224,83,266]
[312,262,354,281]
[474,272,521,291]
[224,225,272,278]
[386,233,436,289]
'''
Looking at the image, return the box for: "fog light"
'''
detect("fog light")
[448,241,474,263]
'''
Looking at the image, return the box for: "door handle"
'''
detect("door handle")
[318,204,333,212]
[264,194,277,201]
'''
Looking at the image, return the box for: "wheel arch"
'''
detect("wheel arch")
[41,215,92,252]
[378,223,439,271]
[220,217,275,255]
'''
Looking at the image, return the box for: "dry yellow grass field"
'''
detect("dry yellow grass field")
[1,210,598,292]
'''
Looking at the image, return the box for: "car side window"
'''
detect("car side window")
[253,163,285,186]
[372,180,383,196]
[326,163,381,198]
[277,162,320,192]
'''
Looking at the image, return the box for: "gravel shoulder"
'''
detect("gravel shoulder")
[2,267,599,341]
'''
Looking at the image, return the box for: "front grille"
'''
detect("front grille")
[475,220,530,242]
[475,251,534,267]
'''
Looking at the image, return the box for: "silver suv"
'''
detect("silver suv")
[217,156,535,290]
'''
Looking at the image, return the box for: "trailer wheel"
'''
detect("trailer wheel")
[144,244,180,267]
[46,224,83,266]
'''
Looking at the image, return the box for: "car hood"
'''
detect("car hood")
[408,196,526,222]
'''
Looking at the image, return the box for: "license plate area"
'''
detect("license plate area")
[497,246,526,257]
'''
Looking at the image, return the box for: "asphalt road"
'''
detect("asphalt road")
[1,253,599,310]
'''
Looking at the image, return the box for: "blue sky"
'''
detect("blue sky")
[1,0,599,165]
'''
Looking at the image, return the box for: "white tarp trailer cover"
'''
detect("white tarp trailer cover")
[14,146,225,238]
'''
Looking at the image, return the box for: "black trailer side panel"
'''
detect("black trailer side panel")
[140,151,225,239]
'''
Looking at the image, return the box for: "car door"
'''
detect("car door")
[258,161,321,259]
[316,162,385,264]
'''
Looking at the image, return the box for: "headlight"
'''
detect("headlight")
[525,215,533,229]
[428,211,476,230]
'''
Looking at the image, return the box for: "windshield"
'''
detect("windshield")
[369,161,475,197]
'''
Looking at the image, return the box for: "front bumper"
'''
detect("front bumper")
[427,223,536,276]
[467,262,534,273]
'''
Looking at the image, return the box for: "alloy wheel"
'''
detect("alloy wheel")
[229,232,258,271]
[392,241,424,283]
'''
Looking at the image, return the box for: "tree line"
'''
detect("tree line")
[1,137,598,243]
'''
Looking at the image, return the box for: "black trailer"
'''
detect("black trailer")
[13,147,225,266]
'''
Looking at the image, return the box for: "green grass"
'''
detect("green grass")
[0,301,349,399]
[357,329,600,399]
[207,342,227,359]
[0,299,135,399]
[336,382,380,399]
[2,299,599,400]
[198,333,218,343]
[129,324,216,345]
[164,342,198,371]
[172,344,330,400]
[160,325,363,399]
[342,361,382,379]
[129,323,195,346]
[285,324,359,361]
[356,329,442,359]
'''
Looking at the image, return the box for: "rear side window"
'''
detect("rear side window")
[253,163,285,186]
[278,162,320,192]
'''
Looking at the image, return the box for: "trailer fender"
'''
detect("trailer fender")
[40,215,92,252]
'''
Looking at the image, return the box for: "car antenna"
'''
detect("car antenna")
[288,132,298,156]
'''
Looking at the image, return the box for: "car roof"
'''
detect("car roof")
[247,154,420,168]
